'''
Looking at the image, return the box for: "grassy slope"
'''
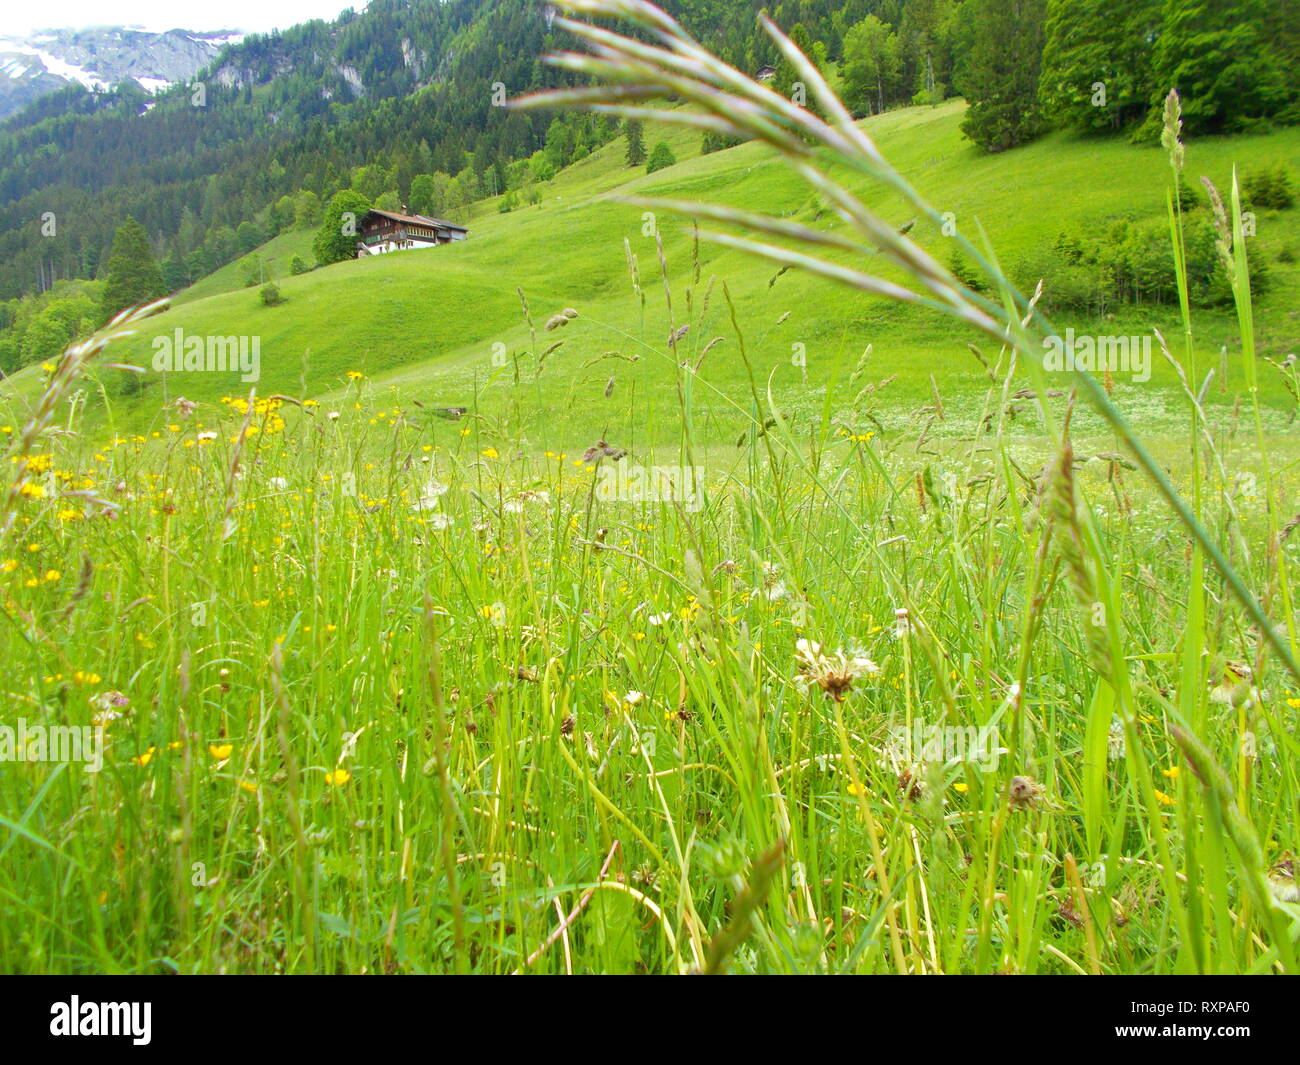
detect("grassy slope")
[4,101,1298,452]
[173,229,318,307]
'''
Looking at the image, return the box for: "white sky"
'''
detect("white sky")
[1,1,367,37]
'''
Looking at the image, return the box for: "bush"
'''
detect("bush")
[1012,242,1113,316]
[911,83,946,107]
[118,368,146,397]
[701,130,741,155]
[1244,164,1296,210]
[0,336,19,375]
[646,141,677,174]
[260,283,285,307]
[290,255,311,276]
[948,249,987,294]
[1014,214,1270,314]
[1271,165,1296,208]
[1175,177,1200,210]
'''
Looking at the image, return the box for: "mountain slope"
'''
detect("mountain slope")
[0,0,874,302]
[0,0,573,300]
[4,101,1296,450]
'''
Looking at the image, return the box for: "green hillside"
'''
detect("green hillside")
[173,229,318,307]
[5,100,1298,451]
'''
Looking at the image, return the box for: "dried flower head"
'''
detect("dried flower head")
[1200,176,1233,274]
[581,440,627,462]
[544,307,579,331]
[1267,854,1298,904]
[897,765,925,801]
[794,638,880,702]
[1209,659,1254,707]
[1008,775,1045,810]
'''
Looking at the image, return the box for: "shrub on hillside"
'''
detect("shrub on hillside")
[701,130,741,155]
[1175,177,1200,209]
[1013,241,1114,316]
[911,83,946,107]
[1013,214,1269,314]
[646,141,677,174]
[948,249,988,295]
[260,282,285,307]
[290,255,311,275]
[1244,165,1296,210]
[0,336,19,375]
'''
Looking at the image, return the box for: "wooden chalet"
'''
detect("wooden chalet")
[356,208,467,257]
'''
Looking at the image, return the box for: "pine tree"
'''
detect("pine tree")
[100,217,167,324]
[624,119,646,166]
[160,254,189,292]
[960,0,1048,153]
[772,24,814,102]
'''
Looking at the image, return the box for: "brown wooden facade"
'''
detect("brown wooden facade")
[356,209,467,256]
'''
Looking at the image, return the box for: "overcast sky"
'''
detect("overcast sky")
[2,1,367,37]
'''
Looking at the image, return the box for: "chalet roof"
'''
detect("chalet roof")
[361,208,467,231]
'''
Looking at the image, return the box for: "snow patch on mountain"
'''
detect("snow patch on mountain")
[0,41,111,90]
[0,26,245,118]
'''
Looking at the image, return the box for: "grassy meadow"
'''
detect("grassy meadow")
[1,66,1299,973]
